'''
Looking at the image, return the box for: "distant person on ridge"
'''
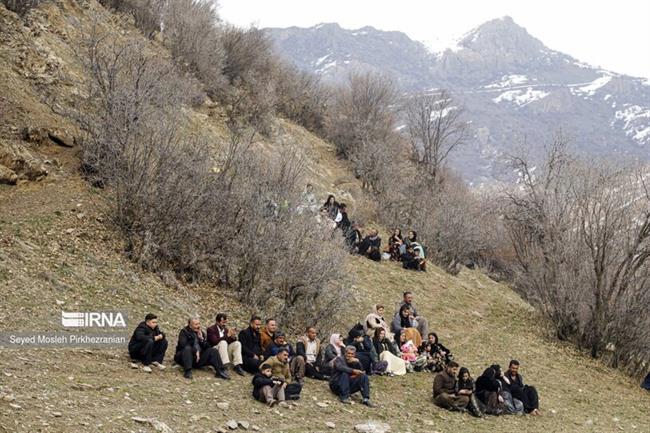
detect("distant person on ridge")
[238,316,265,374]
[433,361,469,411]
[345,221,363,253]
[128,313,168,373]
[206,313,245,376]
[336,203,351,234]
[329,345,375,407]
[174,317,230,380]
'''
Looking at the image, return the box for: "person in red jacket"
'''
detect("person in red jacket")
[207,313,245,376]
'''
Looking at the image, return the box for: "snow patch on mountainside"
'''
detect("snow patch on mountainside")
[614,105,650,143]
[493,87,550,106]
[577,74,613,95]
[485,74,529,89]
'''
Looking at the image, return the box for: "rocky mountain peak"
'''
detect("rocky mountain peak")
[453,16,548,62]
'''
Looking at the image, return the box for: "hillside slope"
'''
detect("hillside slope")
[0,2,648,433]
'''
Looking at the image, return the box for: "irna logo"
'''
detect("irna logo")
[61,311,128,328]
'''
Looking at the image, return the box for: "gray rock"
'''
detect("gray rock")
[354,421,391,433]
[216,402,230,410]
[326,421,336,429]
[238,420,250,430]
[226,420,238,430]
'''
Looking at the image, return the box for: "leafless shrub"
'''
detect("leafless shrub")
[275,63,331,135]
[404,90,470,184]
[218,25,278,131]
[327,71,397,159]
[72,24,349,330]
[2,0,43,15]
[163,0,227,96]
[502,136,650,372]
[99,0,162,38]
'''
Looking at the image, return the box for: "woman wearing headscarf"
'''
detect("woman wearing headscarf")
[364,305,394,341]
[475,366,505,415]
[320,195,339,220]
[391,304,422,347]
[388,228,404,261]
[372,328,406,376]
[322,334,345,376]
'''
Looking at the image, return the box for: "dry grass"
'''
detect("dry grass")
[0,2,648,432]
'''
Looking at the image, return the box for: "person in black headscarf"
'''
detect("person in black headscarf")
[475,366,505,415]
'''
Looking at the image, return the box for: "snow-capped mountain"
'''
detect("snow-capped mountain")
[265,17,650,183]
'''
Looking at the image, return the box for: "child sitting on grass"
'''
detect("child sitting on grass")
[252,363,287,407]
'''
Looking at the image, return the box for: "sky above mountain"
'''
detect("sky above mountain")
[219,0,650,80]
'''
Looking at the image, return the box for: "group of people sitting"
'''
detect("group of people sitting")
[317,193,426,271]
[127,291,541,417]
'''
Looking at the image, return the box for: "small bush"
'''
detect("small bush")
[2,0,43,15]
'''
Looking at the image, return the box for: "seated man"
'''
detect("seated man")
[433,361,469,411]
[264,348,302,400]
[253,363,287,407]
[358,229,382,261]
[238,316,264,374]
[128,313,168,372]
[260,318,278,353]
[207,313,245,376]
[501,360,541,415]
[264,331,306,383]
[397,291,429,340]
[296,326,327,380]
[329,345,375,407]
[174,317,230,380]
[344,325,375,375]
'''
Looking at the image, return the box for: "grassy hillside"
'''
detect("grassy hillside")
[0,2,648,433]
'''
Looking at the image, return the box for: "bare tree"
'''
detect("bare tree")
[502,136,650,372]
[404,90,469,184]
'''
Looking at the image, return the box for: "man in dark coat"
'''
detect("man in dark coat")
[128,313,168,372]
[174,317,230,380]
[358,229,381,261]
[238,316,264,373]
[329,346,375,407]
[502,360,541,415]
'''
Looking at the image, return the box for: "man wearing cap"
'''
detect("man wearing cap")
[264,331,307,383]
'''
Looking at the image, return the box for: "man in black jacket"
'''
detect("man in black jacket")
[238,316,264,373]
[329,346,375,407]
[502,360,541,415]
[358,229,381,261]
[128,313,168,372]
[174,317,230,380]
